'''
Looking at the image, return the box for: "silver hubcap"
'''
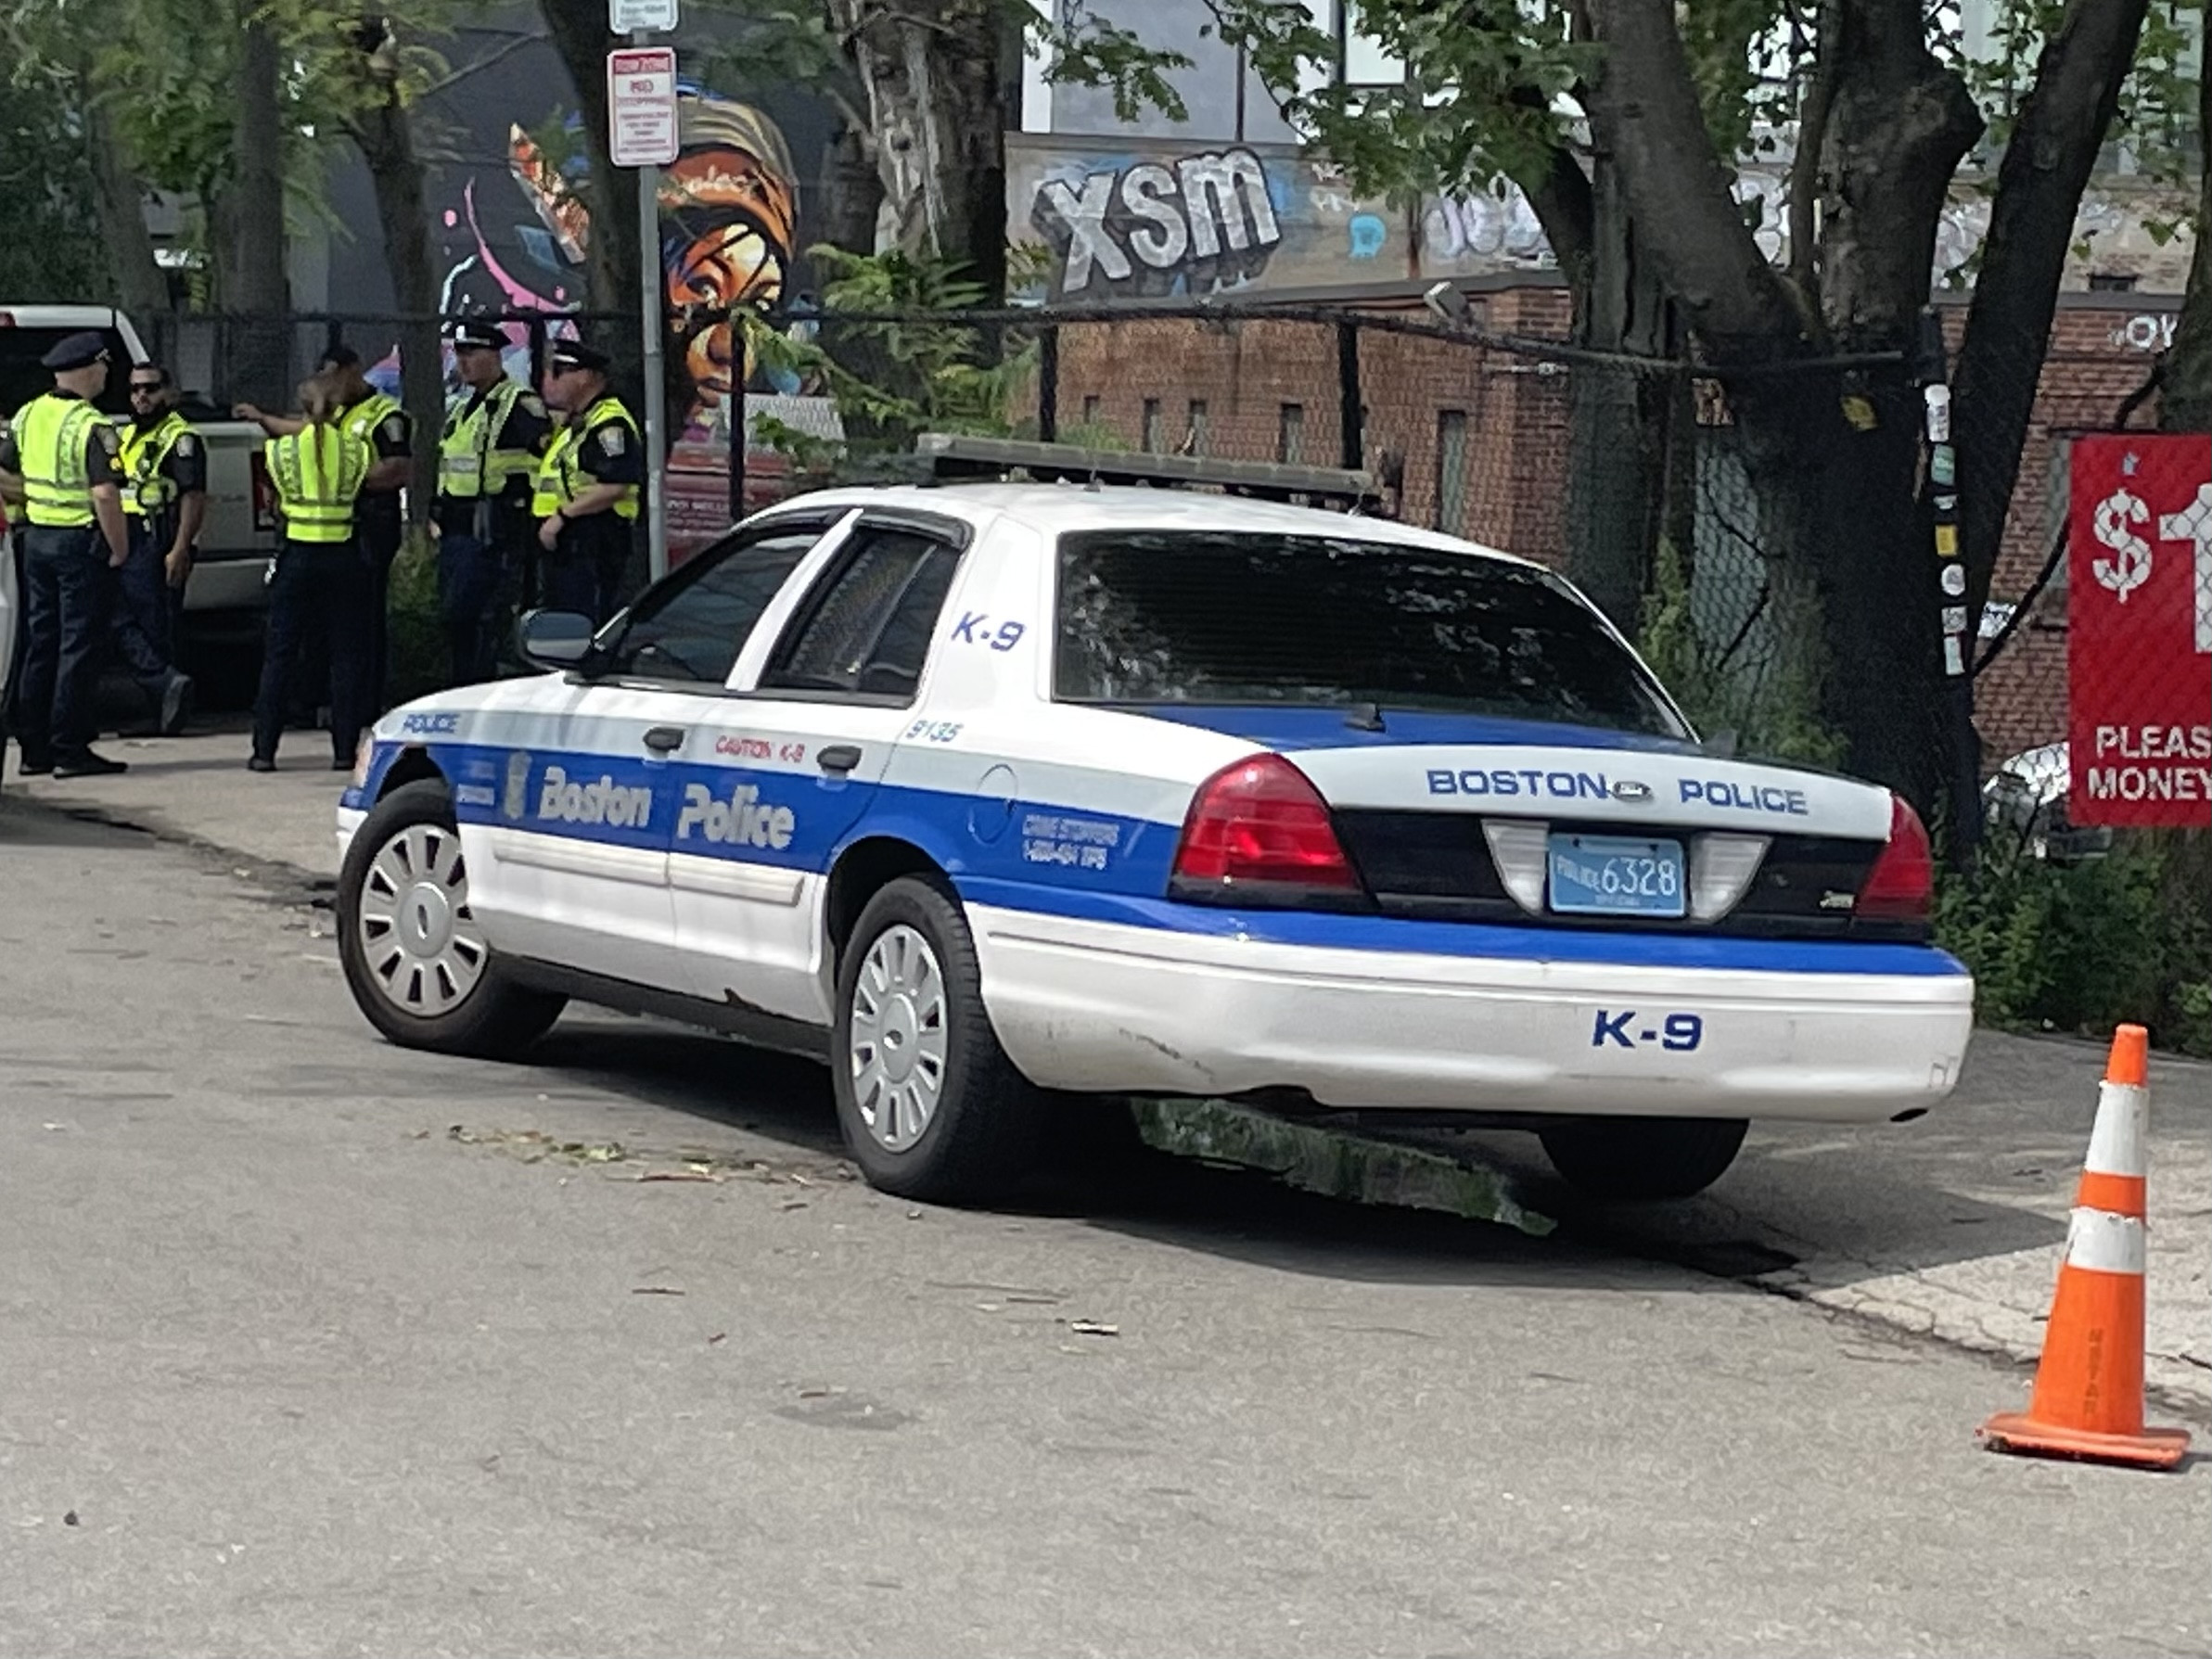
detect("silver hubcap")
[356,823,488,1018]
[848,924,949,1153]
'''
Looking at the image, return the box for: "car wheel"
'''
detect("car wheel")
[338,779,566,1058]
[832,874,1043,1205]
[1538,1117,1748,1202]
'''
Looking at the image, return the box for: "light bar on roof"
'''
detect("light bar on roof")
[913,431,1387,512]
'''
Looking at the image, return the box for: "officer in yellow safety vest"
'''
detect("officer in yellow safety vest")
[0,330,134,777]
[249,374,375,775]
[536,338,642,625]
[237,341,413,713]
[115,362,200,735]
[436,321,549,685]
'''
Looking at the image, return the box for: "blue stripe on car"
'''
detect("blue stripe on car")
[377,738,1961,980]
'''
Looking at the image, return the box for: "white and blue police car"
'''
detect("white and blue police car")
[335,436,1974,1206]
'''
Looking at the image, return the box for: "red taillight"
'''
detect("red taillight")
[1858,794,1934,922]
[1171,754,1362,898]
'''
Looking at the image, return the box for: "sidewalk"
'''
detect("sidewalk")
[3,721,346,879]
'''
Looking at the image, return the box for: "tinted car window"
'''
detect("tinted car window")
[1054,530,1686,737]
[763,529,961,700]
[599,526,825,683]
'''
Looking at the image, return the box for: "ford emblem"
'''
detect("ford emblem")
[1611,779,1653,803]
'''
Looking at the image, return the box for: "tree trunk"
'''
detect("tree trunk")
[352,70,444,519]
[1952,0,2151,624]
[228,0,290,408]
[539,0,647,405]
[1581,0,1982,811]
[1564,151,1673,631]
[827,0,1008,297]
[2161,24,2212,433]
[818,121,885,261]
[86,96,167,323]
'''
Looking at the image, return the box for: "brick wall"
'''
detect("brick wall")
[1045,284,2171,769]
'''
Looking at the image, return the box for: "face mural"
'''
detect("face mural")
[432,83,808,440]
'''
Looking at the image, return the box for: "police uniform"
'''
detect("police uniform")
[540,342,642,625]
[0,331,131,776]
[251,418,375,772]
[436,322,549,684]
[115,387,199,733]
[331,351,415,713]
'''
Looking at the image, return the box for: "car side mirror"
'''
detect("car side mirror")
[517,608,598,670]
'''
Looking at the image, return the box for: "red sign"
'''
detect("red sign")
[606,46,677,167]
[2066,433,2212,826]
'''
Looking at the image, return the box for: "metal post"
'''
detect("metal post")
[1336,320,1363,472]
[1918,307,1980,867]
[633,27,670,583]
[1038,325,1059,442]
[727,309,748,523]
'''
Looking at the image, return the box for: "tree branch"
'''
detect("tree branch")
[1785,0,1838,307]
[1951,0,2151,620]
[421,30,548,99]
[1579,0,1805,362]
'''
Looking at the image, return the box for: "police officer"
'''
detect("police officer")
[115,362,199,735]
[237,342,412,712]
[436,322,548,683]
[537,340,641,624]
[0,331,134,777]
[249,374,374,774]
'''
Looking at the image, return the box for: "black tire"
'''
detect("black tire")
[1538,1117,1748,1202]
[831,874,1044,1205]
[338,778,566,1058]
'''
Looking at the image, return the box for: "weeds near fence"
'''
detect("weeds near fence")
[1937,828,2212,1056]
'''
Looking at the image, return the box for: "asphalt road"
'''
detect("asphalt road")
[2,795,2208,1658]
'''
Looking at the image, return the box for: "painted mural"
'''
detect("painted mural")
[430,82,819,441]
[1009,134,2196,305]
[1013,137,1413,301]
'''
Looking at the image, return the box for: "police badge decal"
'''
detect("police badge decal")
[504,751,533,822]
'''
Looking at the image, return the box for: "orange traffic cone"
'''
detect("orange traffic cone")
[1978,1025,2192,1470]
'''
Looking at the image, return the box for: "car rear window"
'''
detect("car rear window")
[1053,529,1687,738]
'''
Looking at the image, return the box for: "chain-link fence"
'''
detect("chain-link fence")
[21,287,2209,1049]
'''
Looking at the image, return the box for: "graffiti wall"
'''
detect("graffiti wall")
[1013,138,1413,301]
[323,13,837,552]
[1010,134,2196,303]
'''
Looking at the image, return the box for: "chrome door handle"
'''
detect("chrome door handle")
[643,726,685,754]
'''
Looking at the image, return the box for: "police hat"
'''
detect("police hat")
[547,339,610,374]
[40,331,109,371]
[449,321,505,352]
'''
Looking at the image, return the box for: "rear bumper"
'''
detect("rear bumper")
[336,804,364,863]
[965,900,1975,1123]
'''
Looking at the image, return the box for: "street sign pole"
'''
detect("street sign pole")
[631,27,669,584]
[607,5,678,582]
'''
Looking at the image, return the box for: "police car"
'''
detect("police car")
[334,436,1974,1206]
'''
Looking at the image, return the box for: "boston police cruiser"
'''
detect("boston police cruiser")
[332,435,1974,1208]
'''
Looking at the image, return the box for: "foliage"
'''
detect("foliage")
[386,528,448,707]
[745,247,1041,480]
[1205,0,2199,226]
[1937,827,2212,1057]
[0,62,112,300]
[1633,534,1847,772]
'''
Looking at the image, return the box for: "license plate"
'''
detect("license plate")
[1547,833,1686,919]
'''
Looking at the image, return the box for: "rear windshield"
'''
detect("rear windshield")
[1053,530,1688,738]
[0,326,134,420]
